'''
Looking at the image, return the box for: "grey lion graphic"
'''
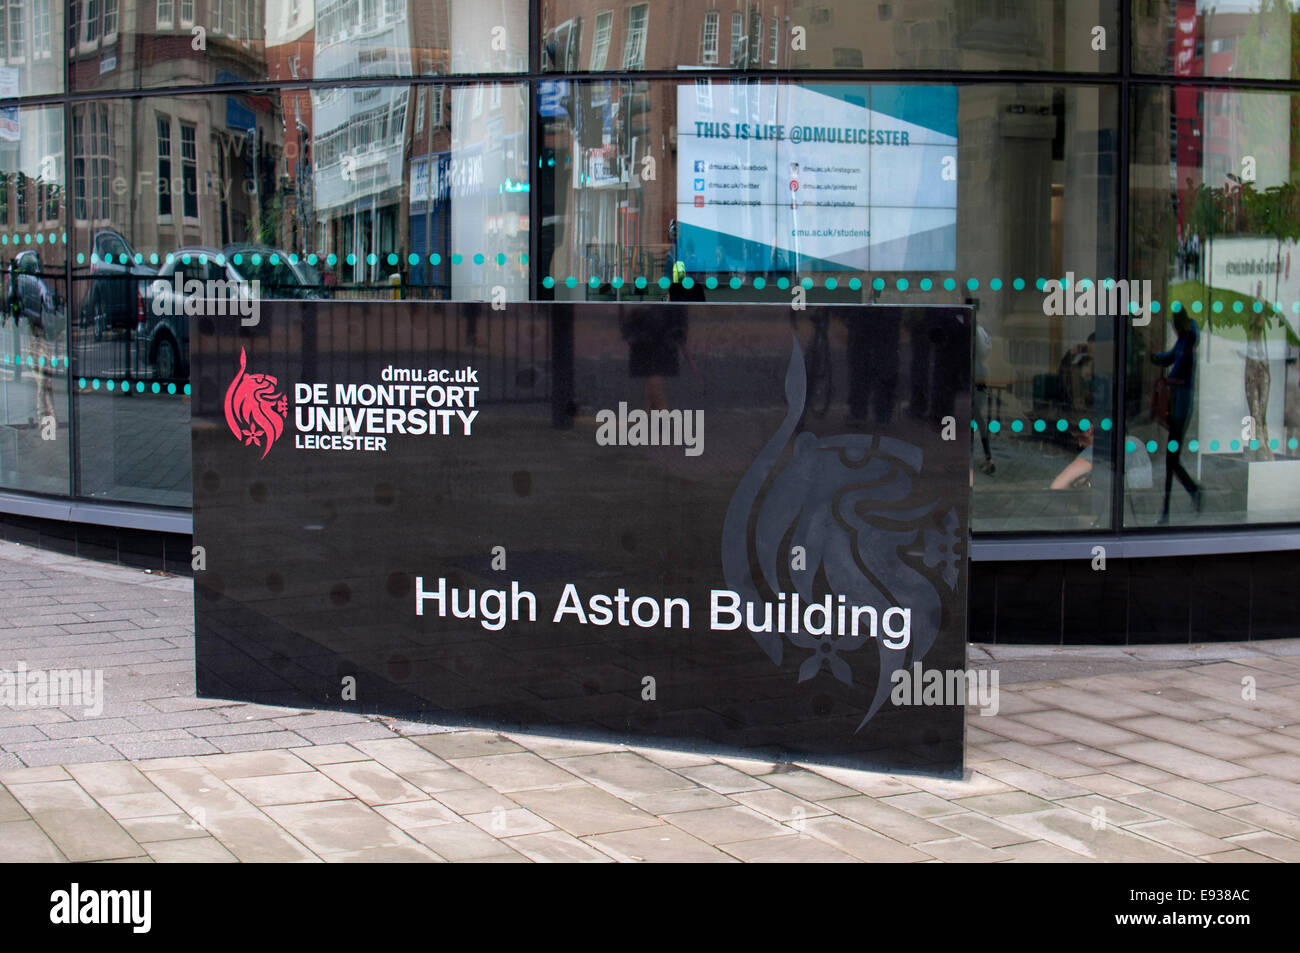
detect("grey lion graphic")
[722,338,960,730]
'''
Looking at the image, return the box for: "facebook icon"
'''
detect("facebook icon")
[694,160,706,172]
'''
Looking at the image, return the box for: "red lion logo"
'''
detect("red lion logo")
[224,347,287,459]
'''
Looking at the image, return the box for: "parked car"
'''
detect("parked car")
[222,245,331,299]
[80,229,157,339]
[5,250,63,336]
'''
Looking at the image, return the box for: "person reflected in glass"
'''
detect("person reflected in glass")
[1152,310,1201,523]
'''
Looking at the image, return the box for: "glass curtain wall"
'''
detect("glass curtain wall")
[0,0,1294,535]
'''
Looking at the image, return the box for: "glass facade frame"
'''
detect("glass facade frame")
[0,0,1294,546]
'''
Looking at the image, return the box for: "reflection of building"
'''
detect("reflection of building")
[312,0,412,284]
[66,1,281,262]
[266,0,316,254]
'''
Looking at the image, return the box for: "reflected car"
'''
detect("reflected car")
[80,229,157,339]
[142,247,242,382]
[5,250,63,336]
[222,245,331,299]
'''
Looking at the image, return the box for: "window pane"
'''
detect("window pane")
[1134,0,1300,79]
[1128,86,1300,526]
[68,84,528,504]
[540,79,1118,531]
[544,0,1120,73]
[0,105,68,497]
[71,0,529,92]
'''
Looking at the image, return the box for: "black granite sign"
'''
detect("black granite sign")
[191,301,971,774]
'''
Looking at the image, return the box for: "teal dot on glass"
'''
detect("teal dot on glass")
[825,278,838,290]
[35,234,44,245]
[366,254,377,266]
[1033,419,1046,432]
[873,278,885,291]
[754,277,766,290]
[1249,439,1260,450]
[149,253,159,265]
[1188,440,1199,453]
[493,253,503,265]
[473,253,484,265]
[971,419,979,431]
[137,381,145,392]
[1231,440,1241,450]
[167,383,176,395]
[184,384,191,396]
[327,254,338,266]
[1269,439,1279,450]
[1212,300,1223,313]
[920,278,932,291]
[1125,441,1136,453]
[682,277,695,289]
[1290,438,1299,450]
[408,254,418,266]
[801,277,814,290]
[1211,440,1221,451]
[2,235,10,245]
[777,277,790,290]
[78,377,86,388]
[729,277,742,289]
[565,276,577,288]
[430,254,440,265]
[990,278,1002,290]
[848,277,861,290]
[266,254,279,266]
[1011,420,1024,433]
[1151,300,1161,313]
[1168,440,1179,452]
[451,254,463,265]
[1100,418,1112,431]
[1146,440,1158,453]
[1035,278,1046,291]
[705,277,718,289]
[612,276,624,288]
[967,278,979,291]
[520,253,529,265]
[387,253,398,266]
[24,234,30,244]
[308,254,318,265]
[106,380,115,391]
[288,254,299,264]
[1172,300,1182,312]
[92,379,100,390]
[1252,300,1263,313]
[346,254,358,266]
[1057,419,1068,432]
[1013,278,1025,290]
[1079,418,1091,431]
[895,278,908,291]
[589,276,600,288]
[1232,300,1243,313]
[658,277,670,289]
[988,420,1001,434]
[943,278,956,291]
[76,253,85,264]
[542,276,555,288]
[634,277,647,289]
[151,382,160,394]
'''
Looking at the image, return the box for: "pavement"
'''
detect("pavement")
[2,540,1299,863]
